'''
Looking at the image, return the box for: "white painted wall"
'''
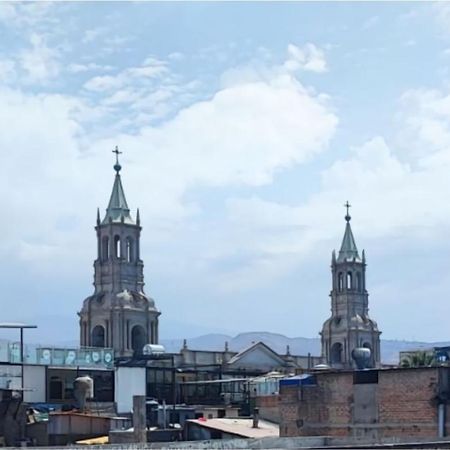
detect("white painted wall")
[0,364,20,389]
[115,367,146,413]
[24,365,46,403]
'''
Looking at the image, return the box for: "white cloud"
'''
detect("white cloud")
[0,2,56,29]
[284,43,328,73]
[83,74,121,92]
[19,33,60,83]
[209,89,450,292]
[0,59,16,82]
[67,63,114,74]
[83,57,168,92]
[0,45,337,273]
[168,52,184,61]
[362,16,379,30]
[82,27,108,43]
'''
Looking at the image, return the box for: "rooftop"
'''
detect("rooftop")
[186,417,279,438]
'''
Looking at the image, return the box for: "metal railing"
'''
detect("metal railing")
[1,341,114,369]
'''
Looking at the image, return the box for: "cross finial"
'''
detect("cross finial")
[112,146,122,173]
[344,201,351,222]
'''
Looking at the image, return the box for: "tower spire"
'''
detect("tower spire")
[337,201,359,262]
[102,146,134,224]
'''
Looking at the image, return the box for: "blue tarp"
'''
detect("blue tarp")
[280,374,316,386]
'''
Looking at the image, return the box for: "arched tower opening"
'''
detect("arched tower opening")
[131,325,147,354]
[114,235,121,258]
[102,236,109,261]
[92,325,105,347]
[330,343,343,364]
[126,237,133,262]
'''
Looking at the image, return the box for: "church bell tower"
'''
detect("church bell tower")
[79,148,160,356]
[320,203,381,369]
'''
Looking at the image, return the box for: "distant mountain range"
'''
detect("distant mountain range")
[161,332,450,364]
[19,332,448,365]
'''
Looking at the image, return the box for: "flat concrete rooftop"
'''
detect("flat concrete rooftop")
[186,417,279,438]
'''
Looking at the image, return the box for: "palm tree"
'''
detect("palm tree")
[400,351,435,368]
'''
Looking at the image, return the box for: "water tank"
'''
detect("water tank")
[142,344,165,355]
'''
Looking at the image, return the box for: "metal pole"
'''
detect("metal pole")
[20,327,24,391]
[172,355,176,421]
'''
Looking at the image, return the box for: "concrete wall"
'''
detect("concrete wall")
[115,367,146,413]
[24,365,46,403]
[279,367,446,442]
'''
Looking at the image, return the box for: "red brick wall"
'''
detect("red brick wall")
[279,367,445,441]
[377,368,439,440]
[256,395,280,423]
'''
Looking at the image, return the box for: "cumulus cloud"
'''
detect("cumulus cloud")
[207,89,450,291]
[83,57,169,92]
[284,43,328,73]
[0,44,337,275]
[0,59,16,82]
[19,33,61,83]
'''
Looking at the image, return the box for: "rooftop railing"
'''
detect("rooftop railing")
[0,341,114,369]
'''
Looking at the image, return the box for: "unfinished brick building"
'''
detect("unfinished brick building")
[279,367,450,442]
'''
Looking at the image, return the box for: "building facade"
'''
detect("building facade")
[78,154,160,356]
[320,206,380,368]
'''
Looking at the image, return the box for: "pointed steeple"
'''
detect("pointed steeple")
[102,147,134,225]
[337,201,360,262]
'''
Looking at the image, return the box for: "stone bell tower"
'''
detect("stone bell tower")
[79,148,160,356]
[320,203,381,369]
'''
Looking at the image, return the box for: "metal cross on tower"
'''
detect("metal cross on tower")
[344,201,351,222]
[113,146,122,173]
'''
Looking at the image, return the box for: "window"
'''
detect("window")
[347,272,353,290]
[338,273,344,291]
[126,237,133,262]
[114,235,121,258]
[356,272,362,291]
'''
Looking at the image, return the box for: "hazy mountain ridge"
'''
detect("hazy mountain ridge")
[161,332,450,364]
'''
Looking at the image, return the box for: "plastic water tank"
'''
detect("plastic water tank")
[142,344,166,355]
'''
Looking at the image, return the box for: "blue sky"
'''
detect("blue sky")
[2,2,450,345]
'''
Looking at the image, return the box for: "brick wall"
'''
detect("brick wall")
[256,395,280,423]
[279,367,447,442]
